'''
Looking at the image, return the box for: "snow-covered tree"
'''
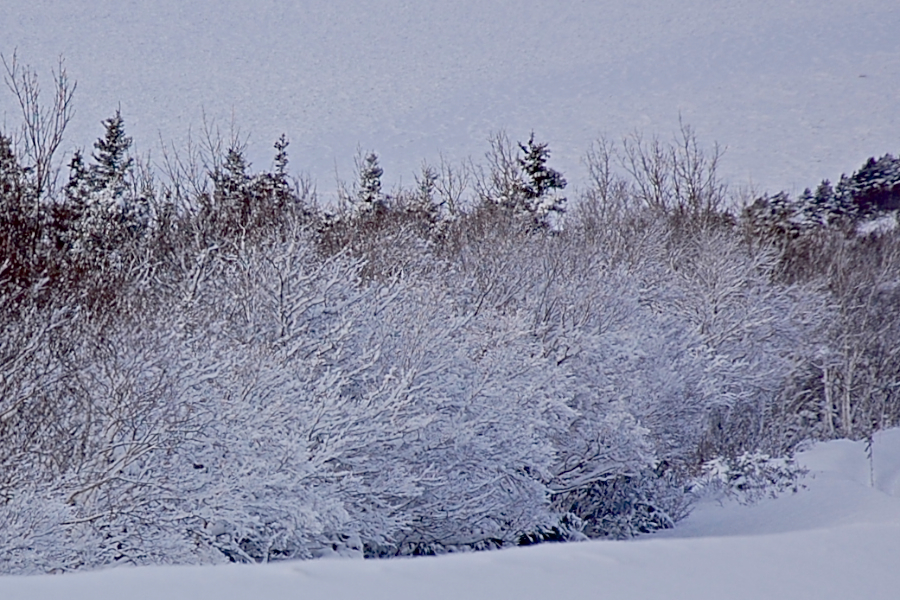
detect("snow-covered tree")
[355,151,385,212]
[56,111,148,262]
[476,132,566,228]
[91,110,133,194]
[516,133,567,225]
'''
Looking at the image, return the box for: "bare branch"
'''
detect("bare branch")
[1,51,76,200]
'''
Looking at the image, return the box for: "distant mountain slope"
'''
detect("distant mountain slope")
[1,0,898,196]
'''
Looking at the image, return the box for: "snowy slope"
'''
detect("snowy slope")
[3,430,899,600]
[2,1,898,196]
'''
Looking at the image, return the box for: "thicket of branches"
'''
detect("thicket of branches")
[2,59,899,573]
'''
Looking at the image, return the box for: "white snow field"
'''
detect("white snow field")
[2,430,900,600]
[1,0,898,196]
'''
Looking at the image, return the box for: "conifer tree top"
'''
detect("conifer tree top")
[92,110,133,185]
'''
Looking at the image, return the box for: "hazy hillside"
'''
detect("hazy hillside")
[2,0,898,194]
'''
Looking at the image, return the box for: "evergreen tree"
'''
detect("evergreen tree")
[814,180,834,210]
[50,149,91,254]
[356,151,384,211]
[811,179,854,224]
[91,110,133,196]
[517,133,567,202]
[796,187,816,228]
[63,150,90,208]
[0,134,26,209]
[268,135,295,212]
[0,133,33,276]
[217,147,250,199]
[273,134,289,181]
[206,145,252,235]
[56,111,147,260]
[840,154,900,214]
[516,134,566,227]
[413,163,441,218]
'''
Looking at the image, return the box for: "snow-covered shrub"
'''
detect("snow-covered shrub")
[691,452,807,505]
[431,215,699,537]
[0,296,81,501]
[9,233,571,566]
[0,486,106,574]
[745,198,900,442]
[526,188,829,536]
[655,229,830,458]
[207,243,567,555]
[550,468,690,540]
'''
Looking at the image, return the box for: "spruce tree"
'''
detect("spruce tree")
[63,150,90,207]
[356,152,384,211]
[50,149,91,254]
[0,134,25,208]
[218,147,250,198]
[269,135,293,211]
[516,133,566,226]
[91,109,133,196]
[517,133,566,201]
[274,134,289,180]
[812,179,850,224]
[0,133,32,272]
[56,110,147,260]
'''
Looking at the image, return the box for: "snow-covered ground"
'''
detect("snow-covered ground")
[2,1,898,196]
[3,430,899,600]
